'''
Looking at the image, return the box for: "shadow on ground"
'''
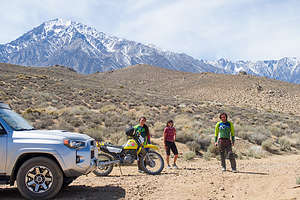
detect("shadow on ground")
[0,185,126,200]
[234,171,269,175]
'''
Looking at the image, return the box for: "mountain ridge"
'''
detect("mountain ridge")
[0,18,299,83]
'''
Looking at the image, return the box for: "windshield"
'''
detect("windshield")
[0,109,34,131]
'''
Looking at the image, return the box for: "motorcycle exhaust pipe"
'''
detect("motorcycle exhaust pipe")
[98,160,120,166]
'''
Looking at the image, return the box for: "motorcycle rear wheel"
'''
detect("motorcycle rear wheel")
[93,153,114,176]
[141,151,164,175]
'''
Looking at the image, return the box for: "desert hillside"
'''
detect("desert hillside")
[1,63,300,199]
[1,63,300,153]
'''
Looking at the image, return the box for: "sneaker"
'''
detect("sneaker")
[172,163,178,169]
[138,169,145,173]
[222,167,226,172]
[232,169,237,173]
[167,165,171,169]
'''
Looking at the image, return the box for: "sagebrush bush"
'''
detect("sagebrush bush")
[195,134,212,150]
[237,126,270,145]
[86,126,107,141]
[245,146,265,159]
[207,143,219,156]
[183,151,196,161]
[176,131,194,143]
[186,141,202,153]
[152,121,165,138]
[261,139,274,152]
[203,151,214,161]
[69,106,90,116]
[270,126,284,137]
[100,104,117,113]
[278,136,292,151]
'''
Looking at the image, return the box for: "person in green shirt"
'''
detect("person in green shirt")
[215,113,237,173]
[134,116,151,173]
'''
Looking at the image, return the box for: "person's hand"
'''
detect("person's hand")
[215,142,218,146]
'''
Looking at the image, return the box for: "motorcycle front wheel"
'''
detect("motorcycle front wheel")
[93,153,114,176]
[141,151,164,175]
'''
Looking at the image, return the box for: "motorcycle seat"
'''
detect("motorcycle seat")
[106,144,124,149]
[100,144,123,153]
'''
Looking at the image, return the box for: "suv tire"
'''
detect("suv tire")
[16,157,63,200]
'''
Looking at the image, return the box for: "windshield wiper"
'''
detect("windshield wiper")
[16,128,36,131]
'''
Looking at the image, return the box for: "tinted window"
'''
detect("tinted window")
[0,124,6,134]
[0,109,34,131]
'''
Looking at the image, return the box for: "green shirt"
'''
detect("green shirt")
[215,121,235,142]
[134,124,149,145]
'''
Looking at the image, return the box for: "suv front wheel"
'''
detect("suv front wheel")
[16,157,63,200]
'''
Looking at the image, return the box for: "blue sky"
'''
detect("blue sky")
[1,0,300,61]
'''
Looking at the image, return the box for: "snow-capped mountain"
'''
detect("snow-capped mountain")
[206,57,300,83]
[0,18,299,84]
[0,18,223,74]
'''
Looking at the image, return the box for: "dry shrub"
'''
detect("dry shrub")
[203,151,213,161]
[195,134,212,150]
[288,133,300,149]
[100,104,117,113]
[175,114,194,132]
[183,151,196,161]
[296,177,300,185]
[261,139,274,152]
[245,146,265,159]
[278,136,292,151]
[186,141,201,153]
[69,106,90,115]
[109,132,127,145]
[237,126,270,145]
[270,126,284,137]
[34,118,54,129]
[134,105,151,117]
[176,131,194,143]
[207,143,219,156]
[152,121,165,138]
[86,126,107,141]
[54,120,75,132]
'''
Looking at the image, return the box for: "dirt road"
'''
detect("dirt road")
[1,154,300,200]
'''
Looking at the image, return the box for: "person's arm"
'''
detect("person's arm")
[147,132,151,144]
[215,122,220,146]
[163,128,167,148]
[174,128,176,141]
[145,125,151,144]
[230,121,235,146]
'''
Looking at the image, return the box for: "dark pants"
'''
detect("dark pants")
[218,138,236,170]
[165,141,178,156]
[138,148,147,171]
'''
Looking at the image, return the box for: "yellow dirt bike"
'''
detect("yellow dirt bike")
[93,128,164,176]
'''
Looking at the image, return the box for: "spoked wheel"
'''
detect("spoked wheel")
[16,157,63,200]
[93,153,114,176]
[141,151,164,175]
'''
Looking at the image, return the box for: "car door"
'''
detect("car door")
[0,123,7,174]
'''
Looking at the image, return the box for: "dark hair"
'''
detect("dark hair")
[139,116,146,121]
[219,113,228,120]
[166,120,174,127]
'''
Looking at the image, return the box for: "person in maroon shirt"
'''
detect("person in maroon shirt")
[163,120,178,169]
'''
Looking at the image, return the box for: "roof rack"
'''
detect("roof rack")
[0,103,11,110]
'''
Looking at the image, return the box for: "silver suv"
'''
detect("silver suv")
[0,103,98,199]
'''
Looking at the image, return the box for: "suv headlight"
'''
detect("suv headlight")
[64,139,86,149]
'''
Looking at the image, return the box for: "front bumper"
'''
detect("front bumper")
[64,140,98,177]
[64,157,98,177]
